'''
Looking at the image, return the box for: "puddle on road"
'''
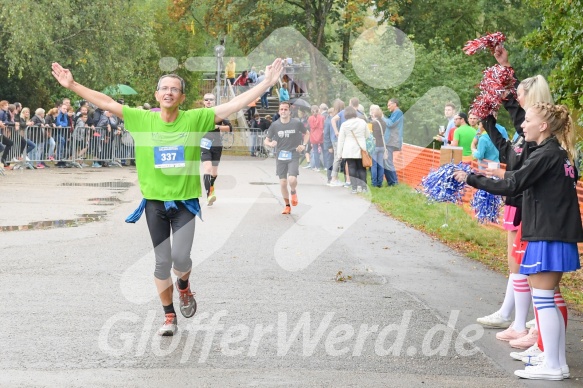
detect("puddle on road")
[61,181,133,188]
[88,197,124,206]
[0,212,107,232]
[2,181,133,232]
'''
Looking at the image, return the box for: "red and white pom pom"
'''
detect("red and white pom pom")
[470,65,516,118]
[463,32,506,56]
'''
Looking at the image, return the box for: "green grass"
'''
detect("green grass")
[369,184,583,313]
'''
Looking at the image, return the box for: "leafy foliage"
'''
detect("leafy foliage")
[0,0,159,107]
[524,0,583,110]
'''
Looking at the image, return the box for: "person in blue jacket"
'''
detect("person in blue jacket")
[383,98,403,186]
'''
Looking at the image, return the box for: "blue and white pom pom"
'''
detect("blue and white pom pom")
[470,189,503,223]
[420,163,472,203]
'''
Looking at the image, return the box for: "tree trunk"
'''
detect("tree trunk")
[340,5,352,71]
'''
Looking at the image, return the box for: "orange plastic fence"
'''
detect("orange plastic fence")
[394,144,583,231]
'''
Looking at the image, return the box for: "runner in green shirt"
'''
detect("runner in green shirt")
[51,59,284,336]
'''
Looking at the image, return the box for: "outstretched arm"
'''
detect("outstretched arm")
[493,47,526,132]
[214,58,283,123]
[51,63,123,119]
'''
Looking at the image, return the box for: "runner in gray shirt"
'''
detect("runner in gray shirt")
[264,101,309,214]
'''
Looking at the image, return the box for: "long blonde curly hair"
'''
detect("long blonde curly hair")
[531,102,576,163]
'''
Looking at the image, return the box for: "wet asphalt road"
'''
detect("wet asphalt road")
[0,156,581,387]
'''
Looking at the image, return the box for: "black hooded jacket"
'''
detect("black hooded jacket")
[467,137,583,242]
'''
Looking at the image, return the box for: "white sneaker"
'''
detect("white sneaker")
[510,343,542,361]
[526,318,536,329]
[329,181,344,187]
[520,352,570,378]
[476,310,512,328]
[562,365,570,379]
[522,352,544,365]
[514,362,563,381]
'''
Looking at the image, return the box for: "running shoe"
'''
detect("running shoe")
[157,313,177,336]
[207,187,216,206]
[175,281,197,318]
[282,205,291,215]
[526,318,536,329]
[476,310,512,328]
[291,193,298,206]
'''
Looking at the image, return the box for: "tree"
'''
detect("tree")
[524,0,583,111]
[0,0,159,107]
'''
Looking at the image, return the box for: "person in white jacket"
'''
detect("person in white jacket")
[336,106,370,193]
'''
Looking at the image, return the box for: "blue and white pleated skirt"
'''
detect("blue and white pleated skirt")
[520,241,581,275]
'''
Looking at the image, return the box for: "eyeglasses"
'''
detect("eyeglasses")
[158,86,182,94]
[204,98,215,101]
[454,117,462,120]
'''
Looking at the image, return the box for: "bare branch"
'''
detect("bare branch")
[51,28,97,45]
[283,0,305,9]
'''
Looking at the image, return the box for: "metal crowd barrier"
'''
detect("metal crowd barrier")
[0,125,135,170]
[247,129,272,158]
[0,122,280,173]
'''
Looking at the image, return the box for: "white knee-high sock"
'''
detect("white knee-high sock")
[532,288,560,369]
[557,304,567,367]
[512,274,531,331]
[499,275,515,320]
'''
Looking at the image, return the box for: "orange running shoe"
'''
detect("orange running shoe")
[291,193,298,206]
[282,205,291,214]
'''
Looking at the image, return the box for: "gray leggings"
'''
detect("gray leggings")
[145,200,196,280]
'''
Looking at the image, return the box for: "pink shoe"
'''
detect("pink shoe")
[509,328,538,349]
[496,323,528,342]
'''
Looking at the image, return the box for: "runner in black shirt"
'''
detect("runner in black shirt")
[200,93,232,206]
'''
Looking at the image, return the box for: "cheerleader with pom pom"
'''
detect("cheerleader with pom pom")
[454,103,582,381]
[483,45,561,364]
[466,36,557,359]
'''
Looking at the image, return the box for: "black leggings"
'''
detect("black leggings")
[346,158,367,189]
[145,200,196,280]
[1,135,13,164]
